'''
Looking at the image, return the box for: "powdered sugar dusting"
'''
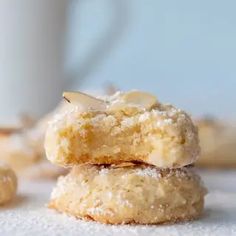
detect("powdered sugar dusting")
[49,106,80,131]
[87,207,114,217]
[50,176,67,199]
[135,167,161,178]
[99,168,109,176]
[117,194,133,208]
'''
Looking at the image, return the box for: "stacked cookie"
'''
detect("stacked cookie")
[45,91,206,225]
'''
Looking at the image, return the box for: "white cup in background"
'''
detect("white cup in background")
[0,0,69,125]
[0,0,127,125]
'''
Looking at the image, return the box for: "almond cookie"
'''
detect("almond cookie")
[0,163,17,204]
[0,131,41,174]
[0,101,71,179]
[196,118,236,168]
[45,91,199,168]
[49,164,206,225]
[0,127,65,179]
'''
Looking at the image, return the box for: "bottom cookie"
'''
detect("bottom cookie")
[49,164,206,225]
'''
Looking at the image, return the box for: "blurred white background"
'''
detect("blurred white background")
[0,0,235,124]
[67,0,236,118]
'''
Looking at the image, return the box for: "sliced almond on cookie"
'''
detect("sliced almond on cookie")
[63,91,106,111]
[111,162,136,168]
[121,91,157,109]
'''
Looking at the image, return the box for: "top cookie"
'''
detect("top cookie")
[45,91,199,168]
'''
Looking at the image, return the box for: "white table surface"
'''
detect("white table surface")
[0,169,235,236]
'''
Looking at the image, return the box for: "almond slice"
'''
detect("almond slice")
[121,91,157,109]
[63,91,107,111]
[111,162,136,168]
